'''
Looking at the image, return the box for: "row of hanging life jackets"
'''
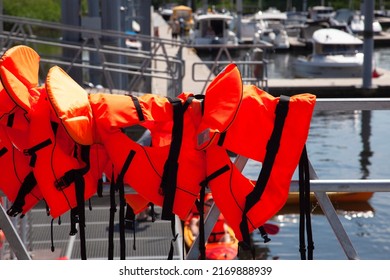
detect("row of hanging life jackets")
[0,45,316,257]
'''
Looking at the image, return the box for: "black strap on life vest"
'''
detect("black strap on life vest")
[23,138,52,167]
[116,149,136,260]
[124,203,137,250]
[197,164,230,260]
[97,178,103,197]
[52,144,91,260]
[50,216,62,252]
[23,122,58,168]
[160,96,193,220]
[7,171,38,217]
[76,145,90,260]
[167,215,179,260]
[299,145,314,260]
[198,181,207,260]
[0,146,7,157]
[7,113,14,127]
[107,149,136,260]
[129,95,145,122]
[239,95,290,250]
[108,168,116,260]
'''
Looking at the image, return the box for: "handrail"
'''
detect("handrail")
[0,14,184,95]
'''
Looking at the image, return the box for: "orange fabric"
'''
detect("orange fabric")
[89,92,175,138]
[125,194,149,214]
[101,125,205,220]
[0,52,109,218]
[28,92,103,218]
[196,63,243,150]
[0,45,40,112]
[0,76,43,214]
[46,66,94,145]
[0,125,42,214]
[205,87,316,241]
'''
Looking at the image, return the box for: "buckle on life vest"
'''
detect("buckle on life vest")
[24,138,53,167]
[55,169,77,190]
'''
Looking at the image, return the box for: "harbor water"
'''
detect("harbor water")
[203,47,390,260]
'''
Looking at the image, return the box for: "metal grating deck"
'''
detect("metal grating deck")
[7,196,183,260]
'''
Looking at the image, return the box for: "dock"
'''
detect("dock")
[152,13,390,99]
[268,70,390,97]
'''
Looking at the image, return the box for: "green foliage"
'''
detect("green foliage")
[3,0,61,22]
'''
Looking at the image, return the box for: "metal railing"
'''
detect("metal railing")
[0,14,184,96]
[186,98,390,260]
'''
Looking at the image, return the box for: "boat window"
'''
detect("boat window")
[320,44,363,55]
[210,20,224,37]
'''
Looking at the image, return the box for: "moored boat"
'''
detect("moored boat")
[189,13,239,48]
[292,28,364,78]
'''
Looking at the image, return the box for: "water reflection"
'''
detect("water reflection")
[360,110,373,179]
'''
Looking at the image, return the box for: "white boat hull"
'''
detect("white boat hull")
[293,56,363,78]
[293,57,363,78]
[292,28,364,78]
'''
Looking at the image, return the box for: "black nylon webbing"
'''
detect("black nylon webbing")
[198,164,230,260]
[75,173,87,260]
[116,149,136,260]
[299,145,314,260]
[130,95,145,122]
[160,97,193,220]
[0,147,7,157]
[7,171,37,217]
[24,138,52,167]
[239,95,290,248]
[108,169,116,260]
[7,113,14,127]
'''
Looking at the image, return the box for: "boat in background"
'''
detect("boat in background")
[252,8,290,50]
[349,13,383,35]
[292,28,364,78]
[308,5,335,22]
[286,191,374,205]
[189,13,239,47]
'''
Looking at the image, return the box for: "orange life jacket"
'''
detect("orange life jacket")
[45,64,243,221]
[202,85,316,244]
[0,46,106,219]
[91,95,205,221]
[0,47,43,215]
[0,125,41,214]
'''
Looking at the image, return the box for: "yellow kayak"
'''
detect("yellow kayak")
[286,192,373,204]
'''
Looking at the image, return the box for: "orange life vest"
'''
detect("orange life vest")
[0,125,41,214]
[90,94,205,220]
[0,47,43,215]
[45,64,243,221]
[0,46,106,219]
[202,85,316,244]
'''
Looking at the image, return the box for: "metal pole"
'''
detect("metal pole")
[140,0,152,93]
[236,0,242,42]
[101,0,128,90]
[0,204,31,260]
[87,0,101,86]
[362,0,374,89]
[61,0,83,85]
